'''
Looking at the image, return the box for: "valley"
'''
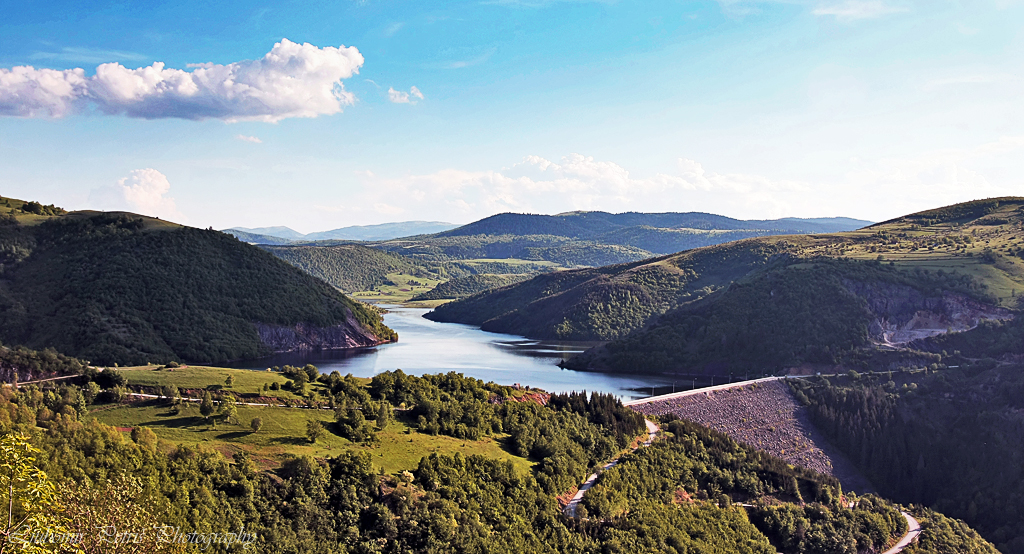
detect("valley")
[0,195,1015,553]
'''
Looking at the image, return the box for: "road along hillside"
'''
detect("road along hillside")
[564,419,659,518]
[627,377,874,494]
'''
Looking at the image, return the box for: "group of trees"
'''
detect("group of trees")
[790,366,1024,554]
[0,361,998,553]
[261,243,423,293]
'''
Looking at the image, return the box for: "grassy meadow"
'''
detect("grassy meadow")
[98,364,535,473]
[350,272,444,303]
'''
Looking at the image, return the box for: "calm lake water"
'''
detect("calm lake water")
[229,306,683,401]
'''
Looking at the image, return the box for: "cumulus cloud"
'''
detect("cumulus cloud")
[0,39,364,122]
[314,139,1023,226]
[812,0,908,21]
[236,134,263,143]
[89,169,184,221]
[324,153,813,222]
[388,86,424,104]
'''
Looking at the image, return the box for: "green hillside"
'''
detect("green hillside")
[791,363,1024,554]
[0,202,395,366]
[8,366,994,553]
[364,211,869,268]
[261,243,426,292]
[410,273,531,301]
[431,198,1024,374]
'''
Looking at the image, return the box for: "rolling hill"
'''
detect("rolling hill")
[224,221,460,243]
[439,211,871,239]
[0,201,396,366]
[260,243,427,292]
[428,198,1024,375]
[368,211,871,267]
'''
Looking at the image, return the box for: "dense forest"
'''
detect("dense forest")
[0,211,395,366]
[2,362,995,554]
[570,257,991,374]
[790,365,1024,553]
[261,243,426,292]
[427,239,786,340]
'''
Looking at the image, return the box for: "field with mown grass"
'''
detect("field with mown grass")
[90,398,533,473]
[117,364,328,402]
[105,364,538,473]
[350,272,444,304]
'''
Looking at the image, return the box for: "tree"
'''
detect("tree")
[225,375,234,388]
[0,433,68,554]
[60,473,188,554]
[376,401,393,431]
[218,396,238,425]
[250,417,263,434]
[130,426,158,453]
[84,381,102,404]
[200,391,215,420]
[306,420,326,444]
[161,385,180,405]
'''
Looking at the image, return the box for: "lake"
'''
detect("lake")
[229,306,691,401]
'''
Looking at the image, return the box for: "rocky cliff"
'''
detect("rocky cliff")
[255,313,393,353]
[844,280,1013,345]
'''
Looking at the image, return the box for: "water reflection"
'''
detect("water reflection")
[228,306,676,401]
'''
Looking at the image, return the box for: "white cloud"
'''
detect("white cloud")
[317,140,1023,224]
[88,168,185,221]
[388,86,424,104]
[0,66,88,117]
[0,39,364,122]
[331,153,813,221]
[811,1,908,21]
[236,134,263,143]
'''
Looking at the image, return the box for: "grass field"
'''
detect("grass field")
[117,365,319,401]
[90,399,533,474]
[107,364,536,473]
[350,272,444,304]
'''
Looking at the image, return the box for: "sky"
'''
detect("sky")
[0,0,1022,232]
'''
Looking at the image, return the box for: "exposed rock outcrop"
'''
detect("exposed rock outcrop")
[843,280,1013,345]
[255,314,390,353]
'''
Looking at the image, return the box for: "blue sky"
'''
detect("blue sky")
[1,0,1021,232]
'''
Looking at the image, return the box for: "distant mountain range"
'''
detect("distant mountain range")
[225,213,871,247]
[225,221,460,243]
[428,197,1023,375]
[439,212,872,239]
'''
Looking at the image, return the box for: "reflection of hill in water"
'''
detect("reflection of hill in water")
[491,339,599,359]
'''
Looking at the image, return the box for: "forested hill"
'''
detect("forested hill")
[790,364,1024,553]
[430,197,1024,375]
[439,211,870,239]
[260,243,425,292]
[0,201,396,366]
[356,210,870,268]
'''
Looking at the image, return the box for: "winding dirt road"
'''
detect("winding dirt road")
[564,419,659,517]
[883,512,922,554]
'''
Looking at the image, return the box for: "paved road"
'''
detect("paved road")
[882,512,922,554]
[622,376,788,407]
[564,419,659,518]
